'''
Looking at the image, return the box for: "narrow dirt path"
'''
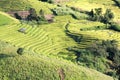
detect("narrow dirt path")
[58,68,65,80]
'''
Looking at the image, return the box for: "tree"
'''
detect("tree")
[39,9,46,21]
[89,8,114,24]
[29,8,37,18]
[109,22,120,31]
[90,8,103,21]
[14,13,22,20]
[39,9,44,16]
[116,66,120,79]
[89,9,94,17]
[48,0,55,3]
[103,9,114,23]
[17,48,24,55]
[27,8,39,21]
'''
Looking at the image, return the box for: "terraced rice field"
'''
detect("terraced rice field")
[65,0,120,21]
[67,21,120,49]
[28,0,57,14]
[0,23,64,55]
[79,30,120,46]
[69,28,120,48]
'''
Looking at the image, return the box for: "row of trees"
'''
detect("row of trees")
[89,8,120,32]
[14,8,47,24]
[27,8,47,24]
[89,8,114,24]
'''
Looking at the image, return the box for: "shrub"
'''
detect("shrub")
[52,6,73,16]
[89,8,114,24]
[14,13,22,20]
[48,0,55,3]
[114,0,120,7]
[109,22,120,31]
[103,9,114,24]
[17,48,24,55]
[27,8,40,22]
[89,8,103,22]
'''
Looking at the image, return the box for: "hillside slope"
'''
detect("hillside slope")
[0,41,114,80]
[0,0,31,11]
[0,0,56,14]
[0,0,120,80]
[0,11,19,24]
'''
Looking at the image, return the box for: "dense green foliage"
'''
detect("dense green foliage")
[103,9,114,23]
[67,40,120,78]
[89,8,114,24]
[109,22,120,31]
[14,13,22,20]
[114,0,120,7]
[26,8,47,24]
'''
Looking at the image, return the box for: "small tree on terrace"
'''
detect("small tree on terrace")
[17,48,24,55]
[90,8,103,21]
[103,9,114,24]
[29,8,37,18]
[39,9,44,16]
[14,13,22,20]
[27,8,39,21]
[39,9,47,23]
[89,9,94,17]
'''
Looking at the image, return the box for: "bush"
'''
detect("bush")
[17,48,24,55]
[48,0,55,3]
[40,0,55,3]
[103,9,114,24]
[114,0,120,7]
[52,6,73,16]
[89,8,103,22]
[14,13,22,20]
[89,8,114,24]
[109,22,120,31]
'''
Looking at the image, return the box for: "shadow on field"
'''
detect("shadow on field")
[0,53,14,59]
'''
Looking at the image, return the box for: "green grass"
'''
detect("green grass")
[0,0,56,14]
[0,41,114,80]
[28,0,57,14]
[0,11,19,24]
[0,14,13,26]
[0,0,31,11]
